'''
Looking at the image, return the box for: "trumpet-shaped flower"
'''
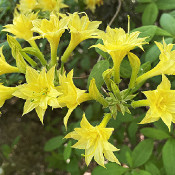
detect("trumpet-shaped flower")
[37,0,68,12]
[92,26,147,83]
[0,47,19,75]
[13,66,61,124]
[133,75,175,131]
[17,0,38,13]
[61,12,102,63]
[56,70,91,129]
[136,40,175,84]
[85,0,103,13]
[3,11,38,41]
[32,13,68,46]
[65,113,120,167]
[0,84,18,107]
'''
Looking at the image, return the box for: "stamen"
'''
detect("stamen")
[127,15,130,34]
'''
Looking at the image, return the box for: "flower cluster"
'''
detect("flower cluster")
[2,0,175,168]
[17,0,68,13]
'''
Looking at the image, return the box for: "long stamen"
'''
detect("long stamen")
[127,15,130,34]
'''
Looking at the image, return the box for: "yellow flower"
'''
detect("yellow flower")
[133,75,175,131]
[61,12,102,63]
[65,113,120,167]
[3,11,38,41]
[0,46,19,75]
[17,0,38,13]
[56,70,91,129]
[32,13,68,66]
[32,13,67,46]
[85,0,103,13]
[136,40,175,84]
[92,26,147,83]
[37,0,68,12]
[0,84,18,107]
[13,66,61,124]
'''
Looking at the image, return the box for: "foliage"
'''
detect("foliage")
[1,0,175,174]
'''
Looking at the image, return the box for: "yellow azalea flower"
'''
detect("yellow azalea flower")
[132,75,175,131]
[0,46,19,75]
[3,11,38,42]
[65,113,120,167]
[0,84,18,107]
[17,0,38,13]
[136,40,175,85]
[32,13,67,45]
[56,70,91,129]
[13,66,62,124]
[61,12,102,63]
[37,0,68,12]
[85,0,103,13]
[92,26,147,83]
[32,13,68,66]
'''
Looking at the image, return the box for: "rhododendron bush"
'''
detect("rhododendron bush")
[1,0,175,174]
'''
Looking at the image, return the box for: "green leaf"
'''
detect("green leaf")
[145,38,173,63]
[118,145,132,164]
[142,3,158,25]
[95,39,110,60]
[157,0,175,10]
[120,59,132,78]
[145,162,161,175]
[140,127,170,140]
[162,139,175,175]
[11,135,21,148]
[132,25,157,42]
[66,157,80,175]
[92,163,128,175]
[132,139,154,168]
[44,136,64,152]
[0,144,11,159]
[130,169,151,175]
[169,10,175,18]
[160,13,175,36]
[155,27,172,37]
[87,60,109,89]
[63,140,72,161]
[138,61,151,76]
[128,122,138,144]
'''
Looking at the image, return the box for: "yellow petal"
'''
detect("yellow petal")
[80,113,92,129]
[157,74,171,90]
[23,99,38,115]
[94,143,105,167]
[35,106,46,124]
[26,66,39,84]
[103,149,120,165]
[139,109,160,124]
[161,112,172,131]
[64,131,80,140]
[85,146,95,166]
[64,108,75,130]
[47,66,55,85]
[89,78,108,107]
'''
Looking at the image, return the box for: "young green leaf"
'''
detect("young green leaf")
[140,127,170,140]
[160,13,175,36]
[162,139,175,175]
[44,136,64,152]
[87,60,109,90]
[132,139,154,168]
[142,3,158,25]
[92,163,128,175]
